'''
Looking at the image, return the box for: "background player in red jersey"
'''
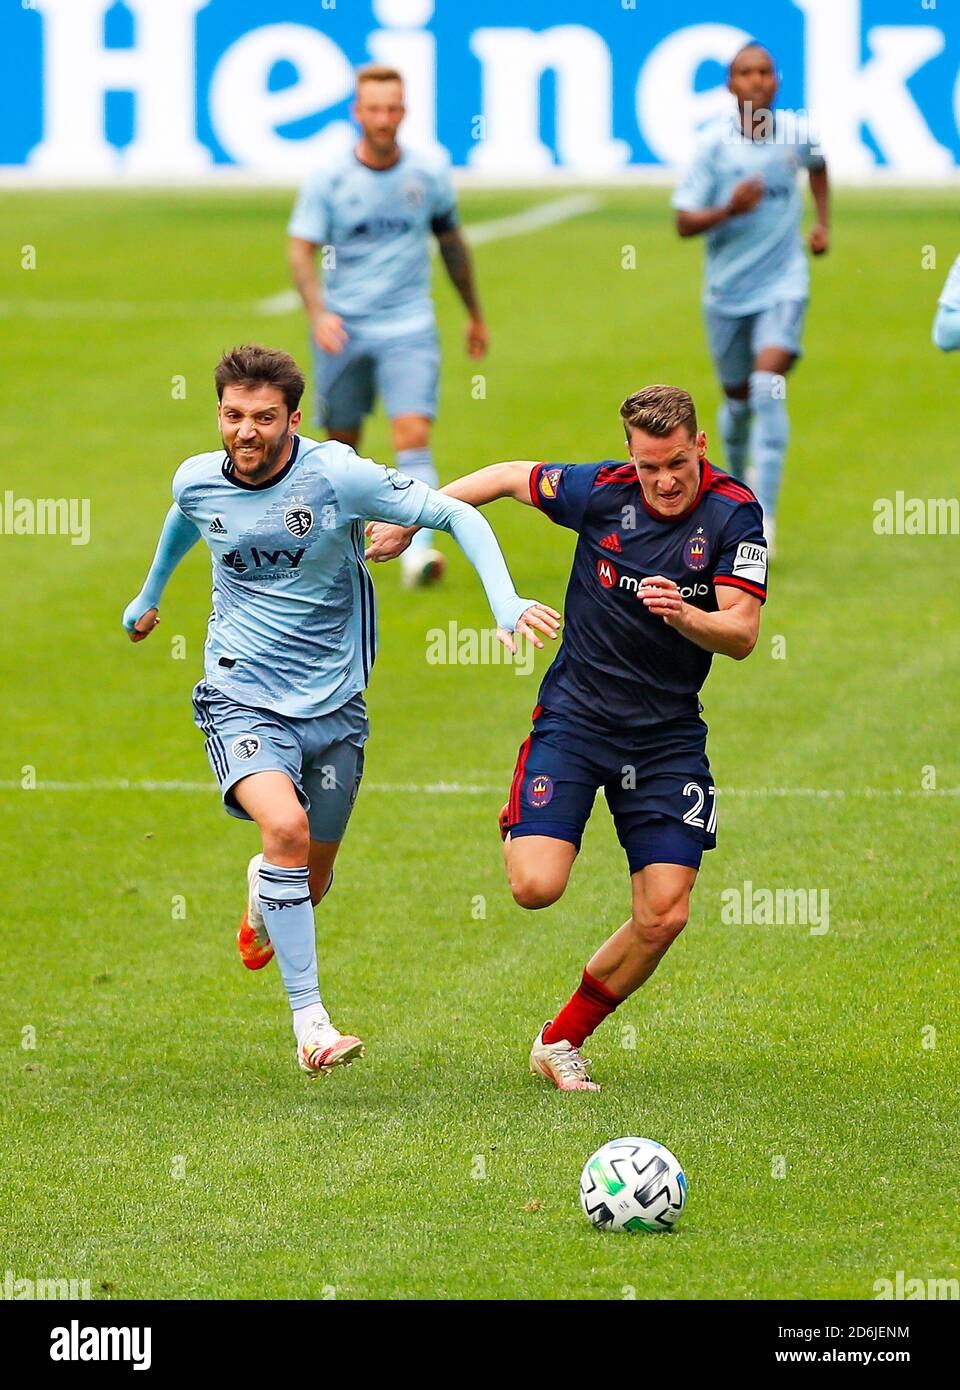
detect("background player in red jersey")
[366,385,766,1091]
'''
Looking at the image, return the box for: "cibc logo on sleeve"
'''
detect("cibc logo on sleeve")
[732,541,768,585]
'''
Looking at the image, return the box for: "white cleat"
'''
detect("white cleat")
[297,1020,365,1078]
[401,548,446,588]
[530,1021,601,1092]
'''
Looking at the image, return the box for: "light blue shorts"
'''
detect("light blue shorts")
[706,299,808,388]
[192,682,368,843]
[312,324,440,430]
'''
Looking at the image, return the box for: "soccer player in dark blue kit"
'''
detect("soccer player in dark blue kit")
[366,385,767,1091]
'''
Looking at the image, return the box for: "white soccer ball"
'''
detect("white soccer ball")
[579,1137,687,1233]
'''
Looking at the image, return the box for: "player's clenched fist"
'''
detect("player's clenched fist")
[639,576,685,626]
[466,316,489,359]
[125,606,160,643]
[364,520,416,560]
[727,177,764,216]
[808,223,829,256]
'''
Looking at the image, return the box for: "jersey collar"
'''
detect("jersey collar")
[222,434,300,491]
[639,460,709,524]
[354,144,404,174]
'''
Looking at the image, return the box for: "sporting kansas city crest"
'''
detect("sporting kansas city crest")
[683,527,710,571]
[231,736,261,761]
[283,503,314,539]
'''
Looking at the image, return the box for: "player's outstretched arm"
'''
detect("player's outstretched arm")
[933,304,960,352]
[640,579,760,660]
[415,489,559,652]
[364,461,537,561]
[121,503,200,643]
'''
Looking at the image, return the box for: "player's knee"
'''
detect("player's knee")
[261,810,310,863]
[392,416,431,452]
[631,903,688,950]
[509,870,564,911]
[327,428,359,450]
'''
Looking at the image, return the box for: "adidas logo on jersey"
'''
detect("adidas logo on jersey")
[599,532,622,552]
[209,516,227,534]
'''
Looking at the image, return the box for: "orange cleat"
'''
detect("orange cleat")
[236,854,274,970]
[298,1022,365,1077]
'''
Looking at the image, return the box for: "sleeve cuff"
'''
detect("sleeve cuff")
[431,209,459,236]
[287,222,323,243]
[715,574,767,601]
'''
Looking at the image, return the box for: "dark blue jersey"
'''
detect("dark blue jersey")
[529,459,767,730]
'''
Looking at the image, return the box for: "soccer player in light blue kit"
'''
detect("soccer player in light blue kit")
[932,253,960,350]
[673,43,830,553]
[287,64,487,587]
[121,345,558,1077]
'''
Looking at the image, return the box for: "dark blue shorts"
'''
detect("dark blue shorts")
[505,705,716,874]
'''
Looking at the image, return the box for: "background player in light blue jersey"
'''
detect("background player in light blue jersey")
[287,64,488,588]
[673,43,830,553]
[932,253,960,351]
[121,345,558,1078]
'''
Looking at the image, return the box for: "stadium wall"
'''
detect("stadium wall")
[2,0,959,185]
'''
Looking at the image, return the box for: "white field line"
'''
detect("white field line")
[0,193,600,322]
[0,780,955,798]
[0,299,242,321]
[257,192,600,314]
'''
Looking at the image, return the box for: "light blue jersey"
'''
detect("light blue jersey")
[172,436,430,718]
[288,147,459,339]
[672,111,825,316]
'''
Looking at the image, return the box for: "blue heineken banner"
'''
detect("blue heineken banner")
[2,0,959,180]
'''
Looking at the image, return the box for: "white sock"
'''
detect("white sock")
[396,448,438,559]
[293,1001,331,1043]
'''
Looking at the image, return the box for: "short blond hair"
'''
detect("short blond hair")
[620,385,698,441]
[356,64,404,91]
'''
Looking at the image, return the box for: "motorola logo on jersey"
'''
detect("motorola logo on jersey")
[621,574,710,600]
[221,546,306,573]
[597,557,709,602]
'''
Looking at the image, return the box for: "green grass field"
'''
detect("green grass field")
[2,187,958,1300]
